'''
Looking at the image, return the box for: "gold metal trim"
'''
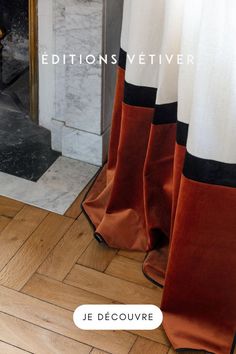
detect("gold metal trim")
[29,0,38,123]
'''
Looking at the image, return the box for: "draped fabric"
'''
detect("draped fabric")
[83,1,236,353]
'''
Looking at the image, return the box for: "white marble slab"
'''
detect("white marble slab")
[0,157,99,215]
[62,125,110,166]
[51,119,64,152]
[38,0,123,166]
[39,156,98,191]
[65,0,103,135]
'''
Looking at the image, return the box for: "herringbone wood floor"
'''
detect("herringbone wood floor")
[0,183,209,354]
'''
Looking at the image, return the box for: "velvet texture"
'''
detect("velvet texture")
[83,65,236,354]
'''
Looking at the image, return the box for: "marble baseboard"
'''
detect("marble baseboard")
[51,118,64,152]
[62,125,110,166]
[0,156,99,214]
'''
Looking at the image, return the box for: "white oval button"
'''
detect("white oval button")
[73,304,163,330]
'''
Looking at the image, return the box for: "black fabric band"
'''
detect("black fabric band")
[183,152,236,188]
[118,48,127,70]
[177,121,189,147]
[124,81,157,108]
[153,102,177,125]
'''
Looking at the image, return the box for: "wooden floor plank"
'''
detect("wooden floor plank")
[22,274,115,310]
[91,349,110,354]
[0,312,90,354]
[0,285,136,354]
[65,264,162,306]
[0,205,48,272]
[168,348,206,354]
[0,196,24,218]
[105,255,156,289]
[22,275,169,349]
[38,214,93,281]
[77,239,117,272]
[0,341,29,354]
[130,327,170,347]
[130,337,169,354]
[65,178,96,219]
[0,216,11,233]
[0,213,73,290]
[0,195,207,354]
[118,250,146,263]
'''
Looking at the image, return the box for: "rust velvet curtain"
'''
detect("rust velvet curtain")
[83,1,236,353]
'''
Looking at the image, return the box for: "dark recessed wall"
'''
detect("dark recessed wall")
[1,0,29,84]
[1,0,29,61]
[1,0,28,35]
